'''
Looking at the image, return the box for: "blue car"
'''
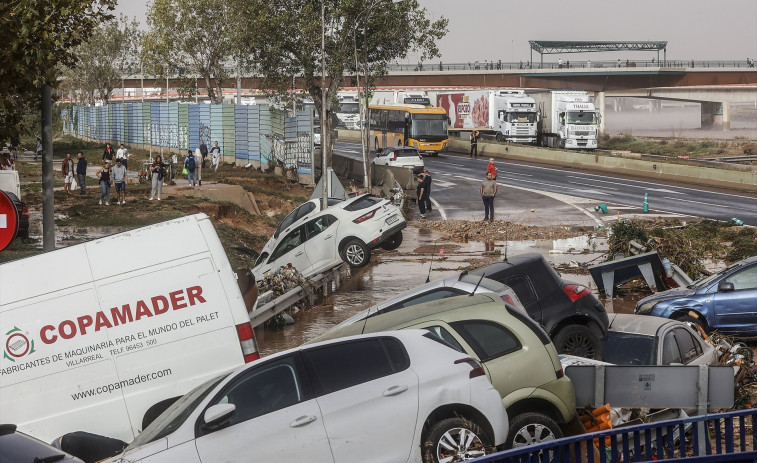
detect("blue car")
[635,256,757,335]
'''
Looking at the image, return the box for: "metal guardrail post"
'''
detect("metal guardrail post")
[698,365,710,456]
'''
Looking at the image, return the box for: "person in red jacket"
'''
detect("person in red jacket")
[486,158,497,179]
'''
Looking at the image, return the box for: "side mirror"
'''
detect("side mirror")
[202,403,236,432]
[718,281,735,293]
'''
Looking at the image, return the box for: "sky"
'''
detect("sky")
[115,0,757,63]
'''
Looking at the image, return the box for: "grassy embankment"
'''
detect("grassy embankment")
[1,135,308,268]
[599,133,757,159]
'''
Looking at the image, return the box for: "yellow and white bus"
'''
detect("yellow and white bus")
[368,103,449,156]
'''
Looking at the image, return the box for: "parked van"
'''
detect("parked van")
[0,170,21,198]
[0,214,259,443]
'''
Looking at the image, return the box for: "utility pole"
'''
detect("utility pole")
[320,0,328,210]
[41,84,54,251]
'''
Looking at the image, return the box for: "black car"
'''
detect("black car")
[471,252,609,359]
[0,424,84,463]
[2,191,29,240]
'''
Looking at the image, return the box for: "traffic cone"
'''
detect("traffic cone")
[643,193,649,213]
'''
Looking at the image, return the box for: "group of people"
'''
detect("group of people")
[183,140,222,187]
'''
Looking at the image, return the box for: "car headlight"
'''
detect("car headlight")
[636,301,657,314]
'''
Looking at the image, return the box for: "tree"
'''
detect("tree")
[235,0,447,172]
[141,0,234,104]
[0,0,115,140]
[62,15,142,105]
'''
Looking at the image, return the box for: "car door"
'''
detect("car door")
[373,149,388,166]
[194,355,334,463]
[304,214,338,274]
[265,225,311,275]
[501,274,543,324]
[711,264,757,333]
[303,337,419,463]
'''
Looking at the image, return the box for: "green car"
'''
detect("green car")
[311,293,576,448]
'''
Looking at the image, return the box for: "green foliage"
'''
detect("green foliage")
[598,133,741,158]
[141,0,234,104]
[608,220,648,257]
[0,0,115,140]
[727,228,757,262]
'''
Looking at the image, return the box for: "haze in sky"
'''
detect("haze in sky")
[114,0,757,63]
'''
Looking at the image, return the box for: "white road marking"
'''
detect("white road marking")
[432,180,456,188]
[569,180,618,190]
[430,198,447,220]
[663,197,731,208]
[572,190,610,196]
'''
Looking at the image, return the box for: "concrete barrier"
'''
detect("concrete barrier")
[337,129,757,192]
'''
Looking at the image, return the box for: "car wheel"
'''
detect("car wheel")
[342,239,370,268]
[676,314,709,334]
[422,417,491,463]
[380,231,403,251]
[506,412,562,449]
[495,133,504,142]
[553,325,602,359]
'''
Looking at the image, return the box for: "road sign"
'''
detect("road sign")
[0,190,19,252]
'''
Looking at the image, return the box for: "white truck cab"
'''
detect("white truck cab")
[533,90,600,150]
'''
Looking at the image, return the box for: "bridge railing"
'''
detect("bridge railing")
[476,409,757,463]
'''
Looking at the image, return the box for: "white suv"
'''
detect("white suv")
[253,195,406,279]
[101,331,508,463]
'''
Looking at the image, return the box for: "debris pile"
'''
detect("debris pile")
[419,220,593,242]
[257,266,316,330]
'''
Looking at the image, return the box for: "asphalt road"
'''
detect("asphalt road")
[334,140,757,227]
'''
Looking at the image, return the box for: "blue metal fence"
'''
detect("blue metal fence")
[479,409,757,463]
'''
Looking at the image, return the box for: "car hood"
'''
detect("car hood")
[637,287,698,305]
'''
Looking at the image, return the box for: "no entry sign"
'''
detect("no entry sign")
[0,190,19,252]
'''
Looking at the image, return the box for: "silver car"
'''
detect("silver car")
[333,272,525,331]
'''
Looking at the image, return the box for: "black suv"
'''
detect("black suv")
[471,252,608,359]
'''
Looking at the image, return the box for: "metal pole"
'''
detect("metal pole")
[166,72,169,103]
[364,26,371,192]
[321,0,328,210]
[41,84,55,252]
[356,30,368,191]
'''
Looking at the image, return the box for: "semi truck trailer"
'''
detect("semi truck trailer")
[530,90,600,150]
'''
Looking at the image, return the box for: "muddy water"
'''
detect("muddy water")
[255,227,640,356]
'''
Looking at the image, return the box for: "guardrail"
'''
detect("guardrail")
[477,409,757,463]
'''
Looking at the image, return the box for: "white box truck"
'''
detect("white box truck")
[530,90,600,150]
[436,89,539,143]
[0,214,259,443]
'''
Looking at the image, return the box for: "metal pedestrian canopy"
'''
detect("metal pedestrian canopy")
[529,41,668,66]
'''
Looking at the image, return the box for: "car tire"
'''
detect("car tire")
[506,412,562,449]
[553,324,602,359]
[341,239,370,268]
[495,133,504,142]
[380,231,403,251]
[676,314,708,334]
[422,417,491,463]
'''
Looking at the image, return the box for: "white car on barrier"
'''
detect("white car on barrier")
[252,195,406,279]
[373,146,425,174]
[100,330,508,463]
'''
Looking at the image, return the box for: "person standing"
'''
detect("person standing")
[112,158,127,205]
[421,170,432,213]
[416,174,428,219]
[62,152,74,194]
[116,143,129,169]
[199,140,209,168]
[210,141,221,172]
[149,155,166,200]
[1,153,15,170]
[96,161,112,205]
[185,150,197,186]
[469,130,478,158]
[480,171,497,222]
[486,157,497,179]
[76,152,87,195]
[194,147,203,186]
[102,143,115,163]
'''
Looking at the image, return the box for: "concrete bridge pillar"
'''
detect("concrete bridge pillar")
[596,91,606,133]
[701,101,730,130]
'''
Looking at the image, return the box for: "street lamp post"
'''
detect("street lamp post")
[321,0,328,210]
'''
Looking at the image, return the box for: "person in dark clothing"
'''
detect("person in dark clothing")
[470,131,479,158]
[76,152,87,195]
[421,170,432,213]
[102,143,115,162]
[416,175,428,219]
[199,140,209,168]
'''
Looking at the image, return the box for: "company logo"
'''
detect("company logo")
[3,326,36,362]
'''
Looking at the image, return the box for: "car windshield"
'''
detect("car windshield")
[689,261,745,289]
[393,148,420,157]
[339,102,360,114]
[601,332,656,365]
[125,373,229,451]
[507,112,536,123]
[410,114,448,138]
[566,111,596,125]
[0,432,68,462]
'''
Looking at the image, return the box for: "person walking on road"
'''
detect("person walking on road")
[421,170,432,213]
[116,143,129,169]
[185,150,197,187]
[112,158,127,205]
[62,152,74,194]
[416,174,429,219]
[199,140,209,168]
[469,131,479,158]
[150,155,166,200]
[210,141,221,172]
[96,161,112,205]
[102,143,115,163]
[76,152,87,195]
[194,147,203,186]
[486,157,497,179]
[480,171,498,222]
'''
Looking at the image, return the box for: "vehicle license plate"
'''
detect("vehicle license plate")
[386,214,399,225]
